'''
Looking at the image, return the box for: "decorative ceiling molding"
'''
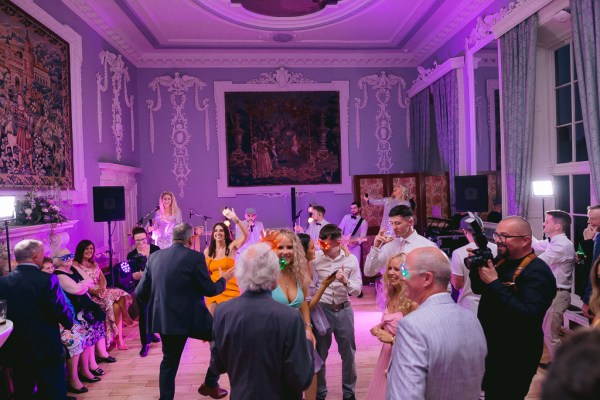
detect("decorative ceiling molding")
[246,67,316,85]
[135,51,418,68]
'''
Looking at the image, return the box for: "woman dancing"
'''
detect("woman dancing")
[366,253,418,399]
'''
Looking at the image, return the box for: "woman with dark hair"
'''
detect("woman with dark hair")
[73,240,133,349]
[366,253,418,399]
[204,208,248,315]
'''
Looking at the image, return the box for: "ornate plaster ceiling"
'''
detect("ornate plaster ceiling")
[61,0,498,67]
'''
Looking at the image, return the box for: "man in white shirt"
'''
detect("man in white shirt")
[338,201,368,264]
[451,216,497,315]
[533,210,575,363]
[235,207,264,257]
[364,205,436,277]
[313,224,362,400]
[296,205,329,249]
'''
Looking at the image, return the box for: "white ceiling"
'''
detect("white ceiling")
[61,0,498,68]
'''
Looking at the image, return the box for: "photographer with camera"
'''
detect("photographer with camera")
[450,216,497,315]
[469,216,556,400]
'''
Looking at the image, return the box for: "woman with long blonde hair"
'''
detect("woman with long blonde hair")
[366,253,418,399]
[151,191,182,249]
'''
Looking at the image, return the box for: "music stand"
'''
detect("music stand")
[0,196,16,273]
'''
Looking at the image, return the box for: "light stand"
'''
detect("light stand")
[532,180,554,240]
[0,196,16,273]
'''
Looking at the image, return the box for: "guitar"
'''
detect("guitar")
[342,235,368,248]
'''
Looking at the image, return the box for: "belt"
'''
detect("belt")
[321,301,351,312]
[557,288,570,292]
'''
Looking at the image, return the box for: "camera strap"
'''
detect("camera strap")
[499,253,537,289]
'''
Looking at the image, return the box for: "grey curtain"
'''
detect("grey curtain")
[431,71,459,213]
[410,89,431,173]
[572,0,600,198]
[500,15,538,217]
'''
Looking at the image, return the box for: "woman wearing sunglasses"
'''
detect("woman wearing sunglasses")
[366,253,418,400]
[74,240,133,350]
[52,248,112,394]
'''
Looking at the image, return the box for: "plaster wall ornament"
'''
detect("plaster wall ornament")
[146,73,210,197]
[247,67,316,85]
[354,71,410,173]
[476,96,483,147]
[96,51,135,161]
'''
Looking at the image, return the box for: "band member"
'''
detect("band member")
[296,205,329,249]
[151,191,182,249]
[235,207,264,257]
[364,184,411,233]
[339,202,368,265]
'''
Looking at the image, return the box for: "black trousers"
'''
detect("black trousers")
[159,335,220,400]
[136,297,151,345]
[12,357,66,400]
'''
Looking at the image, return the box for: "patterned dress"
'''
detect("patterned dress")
[77,261,132,345]
[152,210,182,249]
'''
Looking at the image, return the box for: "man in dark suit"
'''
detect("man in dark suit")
[0,239,75,399]
[135,223,234,400]
[210,242,314,399]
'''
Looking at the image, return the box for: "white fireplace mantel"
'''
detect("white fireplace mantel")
[0,220,79,266]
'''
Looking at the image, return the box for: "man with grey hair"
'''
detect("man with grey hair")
[235,207,264,257]
[387,247,487,400]
[136,223,235,400]
[0,239,75,399]
[210,242,314,399]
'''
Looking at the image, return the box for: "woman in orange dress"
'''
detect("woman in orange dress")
[204,208,248,315]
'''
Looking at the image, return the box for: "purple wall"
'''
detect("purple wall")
[135,67,417,230]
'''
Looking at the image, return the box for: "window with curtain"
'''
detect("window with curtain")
[555,43,587,163]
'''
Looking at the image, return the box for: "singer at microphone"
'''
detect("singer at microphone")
[234,207,264,256]
[153,191,182,249]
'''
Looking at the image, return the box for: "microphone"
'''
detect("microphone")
[189,208,193,219]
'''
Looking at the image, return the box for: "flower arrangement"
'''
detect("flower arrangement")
[14,191,67,226]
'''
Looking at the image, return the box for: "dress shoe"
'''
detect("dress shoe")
[67,384,88,394]
[91,367,105,376]
[198,383,228,399]
[97,355,117,363]
[357,291,364,298]
[79,375,101,383]
[151,334,161,343]
[139,344,149,357]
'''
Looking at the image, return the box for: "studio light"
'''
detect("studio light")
[0,195,16,272]
[532,180,554,239]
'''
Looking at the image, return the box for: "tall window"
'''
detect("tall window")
[554,43,586,163]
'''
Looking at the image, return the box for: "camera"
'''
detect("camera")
[463,213,495,269]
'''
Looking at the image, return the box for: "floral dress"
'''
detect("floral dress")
[78,261,132,345]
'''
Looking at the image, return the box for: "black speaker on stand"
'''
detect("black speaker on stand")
[93,186,125,287]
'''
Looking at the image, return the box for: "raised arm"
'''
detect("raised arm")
[225,209,248,253]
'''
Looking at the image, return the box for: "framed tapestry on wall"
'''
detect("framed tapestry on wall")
[0,0,76,190]
[214,75,350,197]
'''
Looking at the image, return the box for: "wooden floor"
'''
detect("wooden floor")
[75,286,546,399]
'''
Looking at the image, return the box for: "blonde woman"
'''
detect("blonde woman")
[366,253,418,400]
[364,184,412,233]
[151,191,182,249]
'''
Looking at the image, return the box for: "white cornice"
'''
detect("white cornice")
[493,0,553,38]
[136,50,418,68]
[408,57,464,98]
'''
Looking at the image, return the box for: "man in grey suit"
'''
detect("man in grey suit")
[136,223,235,400]
[387,247,487,400]
[210,242,314,399]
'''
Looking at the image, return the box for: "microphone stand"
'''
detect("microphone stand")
[293,210,303,228]
[137,206,158,226]
[190,209,212,249]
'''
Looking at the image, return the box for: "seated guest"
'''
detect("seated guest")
[127,226,162,356]
[53,248,113,394]
[541,329,600,400]
[387,247,487,400]
[73,239,133,349]
[0,239,75,399]
[210,242,314,399]
[41,257,90,394]
[366,253,418,399]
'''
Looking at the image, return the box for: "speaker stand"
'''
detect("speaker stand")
[107,220,115,287]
